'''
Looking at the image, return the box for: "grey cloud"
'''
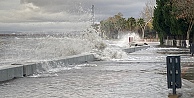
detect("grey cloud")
[0,0,19,10]
[0,0,150,32]
[21,0,147,19]
[0,3,92,23]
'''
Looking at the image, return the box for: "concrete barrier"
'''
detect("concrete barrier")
[14,65,24,78]
[28,54,95,76]
[23,63,37,76]
[0,65,23,82]
[0,54,95,82]
[0,46,147,82]
[123,46,150,53]
[123,48,135,53]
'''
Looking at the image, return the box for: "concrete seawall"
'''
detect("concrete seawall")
[0,54,95,82]
[123,46,150,53]
[0,46,150,82]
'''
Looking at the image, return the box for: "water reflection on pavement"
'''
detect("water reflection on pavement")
[0,46,194,98]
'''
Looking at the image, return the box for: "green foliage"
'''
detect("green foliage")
[100,12,156,39]
[126,17,136,31]
[137,18,145,27]
[153,0,170,37]
[153,0,188,40]
[172,0,194,41]
[100,13,139,39]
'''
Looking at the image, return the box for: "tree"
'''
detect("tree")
[126,17,136,31]
[140,0,155,39]
[153,0,167,44]
[114,13,125,31]
[119,18,127,31]
[137,18,146,39]
[100,13,137,39]
[141,0,155,22]
[172,0,194,42]
[153,0,188,45]
[100,13,124,39]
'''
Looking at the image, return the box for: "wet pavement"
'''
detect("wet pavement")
[0,45,194,98]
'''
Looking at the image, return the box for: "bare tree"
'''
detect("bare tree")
[141,0,155,22]
[139,0,155,39]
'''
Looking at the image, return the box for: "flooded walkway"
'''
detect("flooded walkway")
[0,46,194,98]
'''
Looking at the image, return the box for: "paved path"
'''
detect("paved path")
[0,46,194,98]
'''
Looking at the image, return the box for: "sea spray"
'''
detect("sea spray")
[80,27,130,60]
[116,32,141,48]
[0,27,142,75]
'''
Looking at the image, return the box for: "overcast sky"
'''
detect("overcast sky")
[0,0,153,32]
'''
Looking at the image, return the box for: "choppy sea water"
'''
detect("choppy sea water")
[0,29,131,65]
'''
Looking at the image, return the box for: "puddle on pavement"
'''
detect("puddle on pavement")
[182,63,194,83]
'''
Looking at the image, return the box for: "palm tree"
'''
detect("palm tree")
[127,17,136,31]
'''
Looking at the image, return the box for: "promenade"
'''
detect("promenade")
[0,44,194,98]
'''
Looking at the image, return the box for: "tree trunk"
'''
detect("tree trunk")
[142,28,145,39]
[187,30,190,40]
[186,20,193,48]
[160,37,164,45]
[186,31,190,48]
[193,33,194,43]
